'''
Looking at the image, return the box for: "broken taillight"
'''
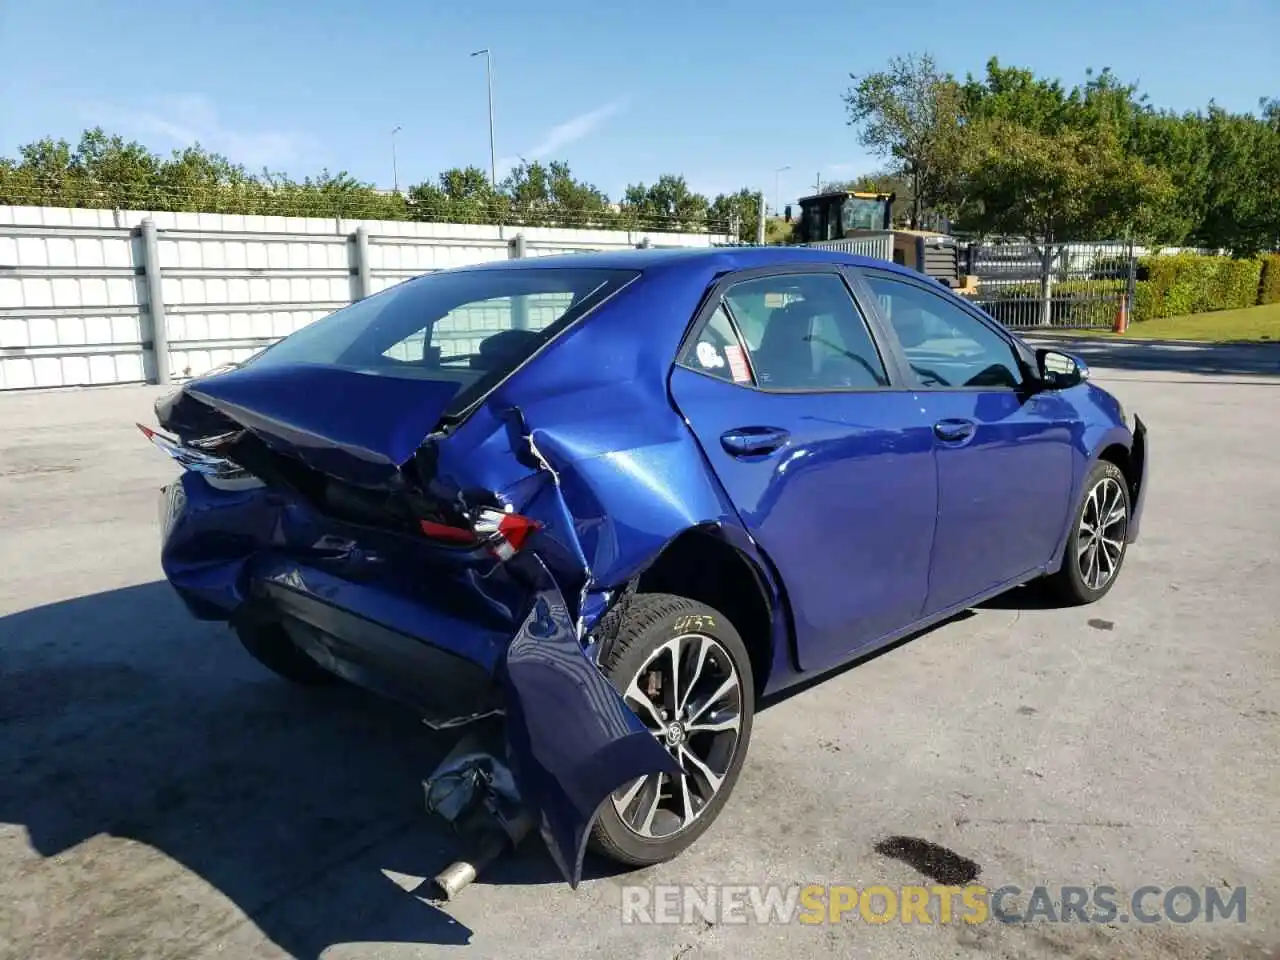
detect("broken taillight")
[474,509,543,560]
[137,422,254,482]
[419,508,543,559]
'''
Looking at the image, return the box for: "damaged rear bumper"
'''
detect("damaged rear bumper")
[158,473,680,887]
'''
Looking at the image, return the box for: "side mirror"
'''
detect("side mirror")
[1035,349,1088,390]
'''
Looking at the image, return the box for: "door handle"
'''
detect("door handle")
[933,418,976,443]
[720,426,790,457]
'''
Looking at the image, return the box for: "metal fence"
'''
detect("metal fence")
[962,240,1137,330]
[801,232,895,262]
[0,205,730,391]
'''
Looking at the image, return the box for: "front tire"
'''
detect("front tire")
[1047,460,1132,605]
[588,594,755,868]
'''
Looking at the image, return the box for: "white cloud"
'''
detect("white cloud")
[524,100,624,161]
[86,95,306,170]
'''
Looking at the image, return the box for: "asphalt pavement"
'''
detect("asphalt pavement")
[1,345,1277,959]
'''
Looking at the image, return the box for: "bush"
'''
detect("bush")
[976,253,1273,327]
[1132,280,1158,322]
[1258,253,1280,306]
[1136,253,1263,319]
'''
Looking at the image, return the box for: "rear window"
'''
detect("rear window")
[244,266,637,415]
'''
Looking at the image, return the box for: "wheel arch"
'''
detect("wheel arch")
[1096,440,1138,493]
[621,523,794,697]
[1049,426,1136,572]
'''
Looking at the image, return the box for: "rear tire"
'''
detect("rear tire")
[588,594,755,868]
[234,621,336,685]
[1046,460,1132,605]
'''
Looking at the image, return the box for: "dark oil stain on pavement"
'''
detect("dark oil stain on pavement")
[1088,618,1115,631]
[874,836,980,885]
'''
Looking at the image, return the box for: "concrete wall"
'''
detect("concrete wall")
[0,205,730,391]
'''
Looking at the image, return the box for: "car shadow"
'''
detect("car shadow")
[759,608,981,711]
[0,580,619,958]
[0,576,1084,954]
[759,581,1071,712]
[1024,336,1280,379]
[975,582,1064,611]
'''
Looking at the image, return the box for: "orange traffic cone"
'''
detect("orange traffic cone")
[1113,295,1129,334]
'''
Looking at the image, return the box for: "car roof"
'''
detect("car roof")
[453,244,925,281]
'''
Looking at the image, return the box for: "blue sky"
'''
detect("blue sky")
[1,0,1276,208]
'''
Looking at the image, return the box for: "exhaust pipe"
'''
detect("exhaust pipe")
[428,810,535,901]
[423,721,534,901]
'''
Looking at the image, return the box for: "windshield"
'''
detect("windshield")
[243,266,638,415]
[842,197,888,232]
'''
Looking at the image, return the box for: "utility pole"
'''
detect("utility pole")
[774,164,790,216]
[471,49,497,185]
[391,125,402,193]
[814,172,822,195]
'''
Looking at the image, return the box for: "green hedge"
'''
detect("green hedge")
[978,253,1274,327]
[1258,253,1280,306]
[1136,253,1263,319]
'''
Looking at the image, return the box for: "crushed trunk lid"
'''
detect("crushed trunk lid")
[149,363,680,887]
[156,362,465,487]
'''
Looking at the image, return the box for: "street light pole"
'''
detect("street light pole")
[774,164,790,216]
[471,49,497,185]
[391,125,402,194]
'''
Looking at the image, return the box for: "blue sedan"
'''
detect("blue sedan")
[143,247,1148,886]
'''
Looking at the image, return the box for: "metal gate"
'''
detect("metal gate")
[962,241,1137,330]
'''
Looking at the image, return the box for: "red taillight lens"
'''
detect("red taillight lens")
[474,509,543,559]
[496,512,541,554]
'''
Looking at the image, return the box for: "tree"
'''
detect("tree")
[958,120,1171,243]
[409,165,504,223]
[547,161,611,223]
[1194,106,1280,254]
[708,188,763,241]
[622,175,711,230]
[499,160,611,226]
[843,52,966,228]
[961,58,1071,134]
[0,129,758,234]
[1128,109,1213,246]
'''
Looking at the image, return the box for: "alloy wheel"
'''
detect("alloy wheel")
[1077,476,1128,591]
[611,633,743,839]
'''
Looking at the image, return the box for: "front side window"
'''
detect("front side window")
[243,266,637,415]
[722,274,888,390]
[862,274,1024,389]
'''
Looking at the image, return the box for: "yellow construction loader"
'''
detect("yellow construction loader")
[789,190,977,293]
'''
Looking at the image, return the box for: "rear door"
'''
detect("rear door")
[668,267,938,673]
[855,268,1076,614]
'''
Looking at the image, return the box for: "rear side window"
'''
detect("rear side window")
[677,305,754,384]
[243,267,637,415]
[723,274,889,390]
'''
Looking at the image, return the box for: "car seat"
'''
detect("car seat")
[471,329,542,371]
[754,302,816,387]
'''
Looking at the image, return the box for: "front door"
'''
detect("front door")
[668,269,938,673]
[857,270,1076,614]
